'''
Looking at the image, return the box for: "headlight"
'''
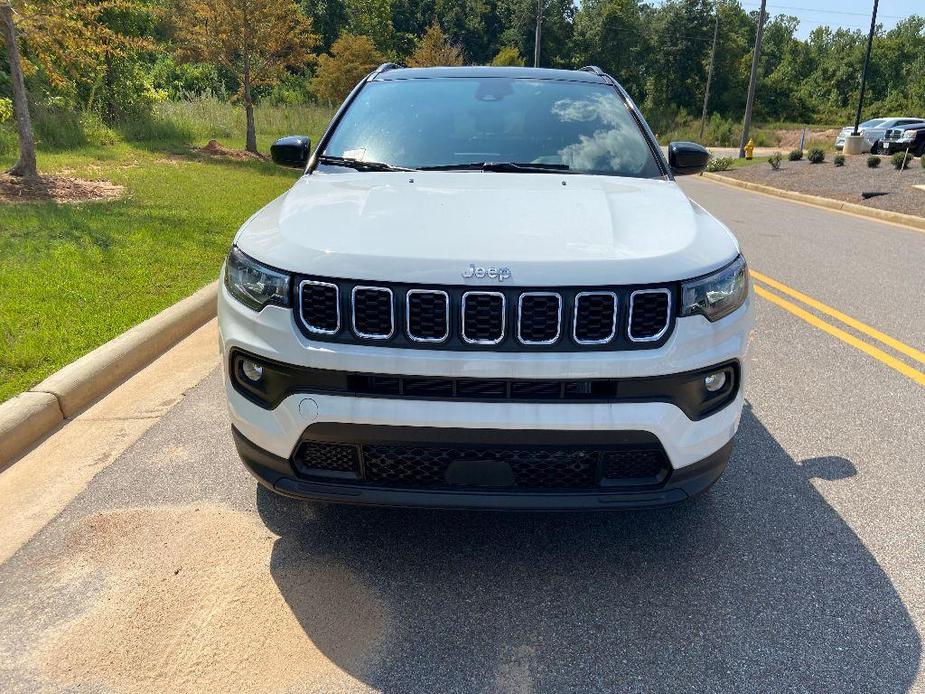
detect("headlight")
[224,246,290,311]
[681,255,748,322]
[900,130,917,140]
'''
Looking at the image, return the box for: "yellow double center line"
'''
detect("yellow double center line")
[750,269,925,388]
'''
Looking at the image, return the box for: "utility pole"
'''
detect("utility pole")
[534,0,542,68]
[700,10,720,141]
[852,0,879,135]
[738,0,767,158]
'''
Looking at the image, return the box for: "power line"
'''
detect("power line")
[739,2,903,20]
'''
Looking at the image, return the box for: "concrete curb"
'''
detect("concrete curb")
[702,172,925,233]
[0,393,64,466]
[0,282,218,466]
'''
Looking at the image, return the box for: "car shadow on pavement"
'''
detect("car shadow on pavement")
[257,404,920,693]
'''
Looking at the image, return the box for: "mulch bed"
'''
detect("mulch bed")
[193,139,267,161]
[0,174,124,204]
[718,155,925,218]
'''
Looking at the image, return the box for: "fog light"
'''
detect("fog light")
[704,371,726,392]
[241,359,264,382]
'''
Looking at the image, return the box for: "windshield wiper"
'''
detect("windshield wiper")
[418,161,571,173]
[317,155,415,172]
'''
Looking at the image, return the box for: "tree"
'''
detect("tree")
[406,22,464,66]
[491,46,525,66]
[310,33,382,103]
[573,0,647,98]
[434,0,501,65]
[0,2,36,176]
[300,0,348,52]
[174,0,317,153]
[497,0,575,68]
[0,0,153,176]
[345,0,398,55]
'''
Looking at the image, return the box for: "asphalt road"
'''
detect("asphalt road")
[1,178,924,693]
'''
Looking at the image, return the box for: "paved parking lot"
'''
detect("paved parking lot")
[1,178,923,693]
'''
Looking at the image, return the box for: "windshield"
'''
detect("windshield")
[859,119,887,129]
[322,77,663,178]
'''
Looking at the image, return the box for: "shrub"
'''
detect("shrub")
[311,34,383,103]
[867,156,881,168]
[788,149,803,161]
[407,23,465,67]
[768,151,782,170]
[833,154,845,167]
[491,46,525,66]
[922,155,925,169]
[891,151,912,170]
[706,156,735,172]
[807,147,825,164]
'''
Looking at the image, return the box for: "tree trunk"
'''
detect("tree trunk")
[243,64,257,154]
[0,4,37,177]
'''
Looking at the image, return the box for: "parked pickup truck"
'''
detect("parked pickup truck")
[219,65,754,510]
[880,123,925,157]
[835,117,925,153]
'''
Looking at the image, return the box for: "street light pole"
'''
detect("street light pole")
[533,0,543,67]
[738,0,767,158]
[852,0,879,135]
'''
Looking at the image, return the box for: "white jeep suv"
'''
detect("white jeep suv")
[219,65,753,509]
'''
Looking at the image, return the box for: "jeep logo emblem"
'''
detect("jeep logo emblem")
[462,264,512,282]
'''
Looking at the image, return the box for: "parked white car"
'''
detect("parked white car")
[218,65,754,509]
[835,117,925,153]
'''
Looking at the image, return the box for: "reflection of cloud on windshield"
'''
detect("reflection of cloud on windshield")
[558,125,649,173]
[551,94,624,126]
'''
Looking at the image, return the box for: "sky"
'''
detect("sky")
[649,1,923,39]
[744,1,922,38]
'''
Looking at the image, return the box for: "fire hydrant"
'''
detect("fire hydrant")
[744,138,755,160]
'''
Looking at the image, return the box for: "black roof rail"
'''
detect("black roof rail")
[370,62,401,78]
[580,65,607,77]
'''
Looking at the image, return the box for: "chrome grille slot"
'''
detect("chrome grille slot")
[406,289,449,342]
[461,291,505,344]
[628,289,671,342]
[573,292,617,344]
[292,275,676,350]
[351,286,394,339]
[517,292,561,344]
[299,280,340,334]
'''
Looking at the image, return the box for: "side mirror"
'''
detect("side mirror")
[270,136,310,168]
[668,141,710,176]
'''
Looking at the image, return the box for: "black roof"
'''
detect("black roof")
[371,66,607,83]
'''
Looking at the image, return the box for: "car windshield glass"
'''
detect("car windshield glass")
[322,77,663,178]
[859,119,887,128]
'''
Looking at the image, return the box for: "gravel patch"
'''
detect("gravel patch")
[719,155,925,217]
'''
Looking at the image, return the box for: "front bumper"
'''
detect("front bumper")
[234,425,733,509]
[219,281,753,507]
[880,141,913,154]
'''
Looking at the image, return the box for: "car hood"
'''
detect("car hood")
[235,171,739,286]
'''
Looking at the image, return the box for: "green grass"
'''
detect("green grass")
[729,156,770,169]
[0,100,334,402]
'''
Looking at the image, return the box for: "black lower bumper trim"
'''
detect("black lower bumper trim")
[232,426,732,510]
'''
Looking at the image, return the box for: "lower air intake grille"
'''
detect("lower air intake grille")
[363,445,597,488]
[629,290,670,341]
[292,440,672,491]
[602,449,669,481]
[296,441,359,473]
